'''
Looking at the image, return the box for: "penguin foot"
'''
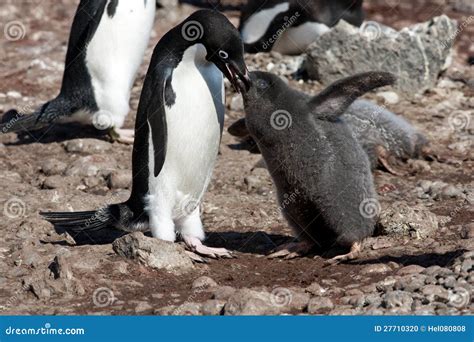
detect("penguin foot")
[267,240,314,259]
[183,236,233,259]
[323,241,361,266]
[109,128,135,144]
[376,146,405,176]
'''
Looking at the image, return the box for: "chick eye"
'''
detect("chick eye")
[256,79,269,89]
[218,50,229,59]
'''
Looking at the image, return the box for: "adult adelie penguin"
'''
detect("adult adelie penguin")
[241,71,395,262]
[0,0,156,143]
[42,10,251,259]
[239,0,364,54]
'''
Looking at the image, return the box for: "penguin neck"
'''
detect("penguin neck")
[162,27,209,67]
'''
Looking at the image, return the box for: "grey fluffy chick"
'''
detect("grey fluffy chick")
[242,71,396,261]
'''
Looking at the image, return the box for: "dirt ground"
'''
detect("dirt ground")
[0,0,472,315]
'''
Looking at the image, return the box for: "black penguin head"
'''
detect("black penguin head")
[181,10,251,93]
[242,71,295,141]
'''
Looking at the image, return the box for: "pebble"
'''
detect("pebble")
[307,297,334,313]
[382,291,413,310]
[397,265,425,275]
[201,300,226,315]
[377,91,400,104]
[7,91,22,99]
[108,170,132,189]
[461,223,474,239]
[421,285,450,303]
[64,139,112,153]
[305,282,327,296]
[360,263,392,274]
[41,159,67,176]
[192,276,218,290]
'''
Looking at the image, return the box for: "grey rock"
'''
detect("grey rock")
[192,276,218,290]
[461,223,474,239]
[394,274,426,292]
[112,232,193,275]
[382,291,414,310]
[212,286,237,300]
[40,159,67,176]
[303,16,457,97]
[173,302,202,315]
[305,282,327,296]
[201,300,226,315]
[397,264,425,275]
[64,139,112,153]
[341,294,365,308]
[377,91,400,104]
[422,285,450,303]
[377,201,440,238]
[134,301,153,313]
[65,154,116,178]
[224,289,279,315]
[107,170,132,189]
[307,297,334,313]
[360,263,392,275]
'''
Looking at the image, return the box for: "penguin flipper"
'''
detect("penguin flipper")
[145,69,172,177]
[308,72,397,121]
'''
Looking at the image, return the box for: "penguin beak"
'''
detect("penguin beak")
[222,62,252,94]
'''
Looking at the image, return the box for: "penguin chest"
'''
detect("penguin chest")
[85,0,156,125]
[273,22,330,55]
[151,44,225,212]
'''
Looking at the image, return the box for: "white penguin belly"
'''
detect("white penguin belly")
[273,22,330,55]
[149,44,225,220]
[241,2,289,44]
[85,0,156,127]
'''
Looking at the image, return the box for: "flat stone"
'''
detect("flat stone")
[112,232,193,275]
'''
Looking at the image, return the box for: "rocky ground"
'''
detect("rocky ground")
[0,1,472,315]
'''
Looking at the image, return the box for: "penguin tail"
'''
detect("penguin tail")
[41,206,118,233]
[0,99,68,134]
[0,108,47,134]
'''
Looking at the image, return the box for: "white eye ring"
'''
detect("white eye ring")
[218,50,229,59]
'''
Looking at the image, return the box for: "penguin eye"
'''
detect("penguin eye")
[256,79,269,89]
[218,50,229,59]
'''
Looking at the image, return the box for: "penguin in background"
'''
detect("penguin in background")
[1,0,156,143]
[42,10,251,259]
[239,0,365,55]
[241,71,395,261]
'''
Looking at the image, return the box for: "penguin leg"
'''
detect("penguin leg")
[267,240,314,260]
[375,146,405,176]
[147,196,176,242]
[178,208,233,259]
[323,241,362,266]
[109,128,135,144]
